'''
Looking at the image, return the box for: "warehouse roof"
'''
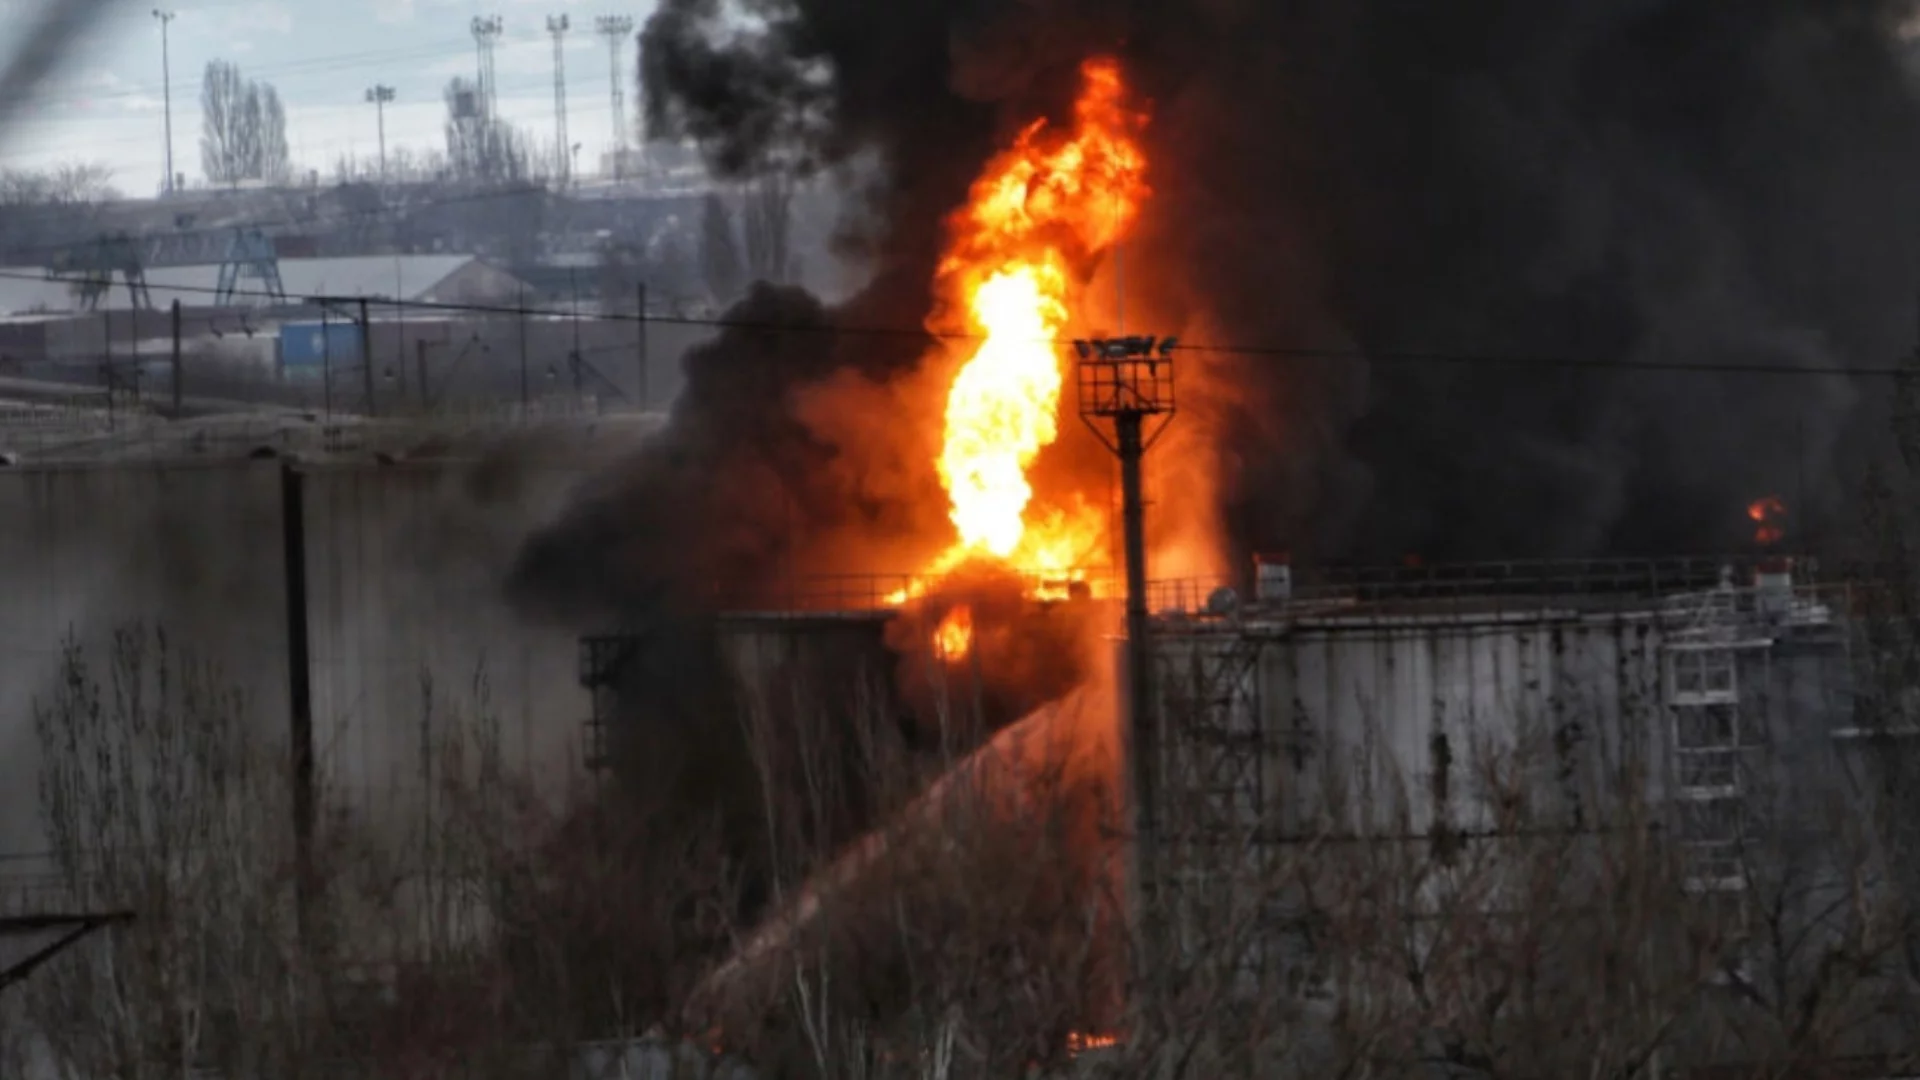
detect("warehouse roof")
[0,254,504,316]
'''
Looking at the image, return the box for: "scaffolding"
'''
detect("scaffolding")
[49,233,153,312]
[1657,565,1845,896]
[577,632,641,774]
[214,227,286,305]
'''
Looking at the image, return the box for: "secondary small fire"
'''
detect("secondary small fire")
[1749,495,1787,546]
[1067,1031,1121,1056]
[934,605,974,660]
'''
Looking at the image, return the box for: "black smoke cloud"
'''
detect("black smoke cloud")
[621,0,1920,569]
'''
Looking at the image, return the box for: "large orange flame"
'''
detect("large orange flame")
[896,58,1151,648]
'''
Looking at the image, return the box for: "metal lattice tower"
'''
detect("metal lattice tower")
[50,233,154,312]
[547,14,572,186]
[215,228,284,305]
[470,15,504,119]
[595,15,635,179]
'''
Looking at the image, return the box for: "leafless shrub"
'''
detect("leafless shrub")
[10,608,1917,1080]
[23,627,323,1077]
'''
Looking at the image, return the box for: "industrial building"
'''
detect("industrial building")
[0,253,531,319]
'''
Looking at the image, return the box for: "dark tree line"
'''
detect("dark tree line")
[199,60,289,185]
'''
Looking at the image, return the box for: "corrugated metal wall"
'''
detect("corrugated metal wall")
[1153,611,1674,842]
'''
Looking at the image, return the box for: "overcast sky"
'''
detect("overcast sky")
[0,0,656,195]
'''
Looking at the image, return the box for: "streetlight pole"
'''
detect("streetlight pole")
[151,9,176,195]
[1074,332,1178,991]
[364,85,395,182]
[547,14,571,187]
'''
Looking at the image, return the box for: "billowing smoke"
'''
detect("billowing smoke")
[610,0,1920,572]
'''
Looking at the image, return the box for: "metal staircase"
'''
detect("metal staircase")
[1661,575,1779,895]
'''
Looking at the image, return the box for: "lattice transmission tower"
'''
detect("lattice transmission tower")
[595,15,635,179]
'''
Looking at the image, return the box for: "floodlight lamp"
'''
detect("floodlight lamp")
[1072,340,1091,360]
[1159,337,1178,356]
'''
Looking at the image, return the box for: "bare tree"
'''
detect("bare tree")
[200,60,290,184]
[700,191,746,306]
[0,162,117,206]
[257,83,290,183]
[21,629,321,1077]
[742,174,794,286]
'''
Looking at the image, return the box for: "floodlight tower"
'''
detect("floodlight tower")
[470,15,504,118]
[595,15,635,179]
[1074,333,1178,960]
[364,85,395,182]
[151,10,176,195]
[547,14,572,186]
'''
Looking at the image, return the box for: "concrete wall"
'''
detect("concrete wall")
[0,455,603,856]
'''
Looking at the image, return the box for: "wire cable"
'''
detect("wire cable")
[0,266,1909,381]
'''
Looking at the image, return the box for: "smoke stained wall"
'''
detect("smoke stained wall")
[598,0,1920,578]
[0,446,623,859]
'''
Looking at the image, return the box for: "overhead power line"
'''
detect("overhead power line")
[2,38,482,117]
[0,265,1908,382]
[0,77,637,168]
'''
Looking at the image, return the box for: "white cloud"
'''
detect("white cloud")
[374,0,415,25]
[215,0,295,37]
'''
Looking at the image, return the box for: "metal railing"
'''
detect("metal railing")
[710,573,922,614]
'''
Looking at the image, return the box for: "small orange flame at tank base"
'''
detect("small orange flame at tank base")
[933,605,974,661]
[1068,1031,1121,1056]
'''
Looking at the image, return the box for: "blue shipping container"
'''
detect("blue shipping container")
[278,321,362,369]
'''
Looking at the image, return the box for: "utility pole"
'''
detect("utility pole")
[517,286,530,412]
[547,14,571,187]
[364,85,396,183]
[471,15,504,118]
[319,307,332,418]
[169,299,181,415]
[416,339,430,410]
[279,457,315,946]
[635,281,648,409]
[1074,333,1178,985]
[595,15,634,179]
[568,266,584,403]
[357,297,375,417]
[151,10,176,195]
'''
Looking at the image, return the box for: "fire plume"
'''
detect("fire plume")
[917,58,1150,598]
[1749,495,1787,547]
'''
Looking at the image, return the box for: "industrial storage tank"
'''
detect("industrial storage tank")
[1146,559,1855,890]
